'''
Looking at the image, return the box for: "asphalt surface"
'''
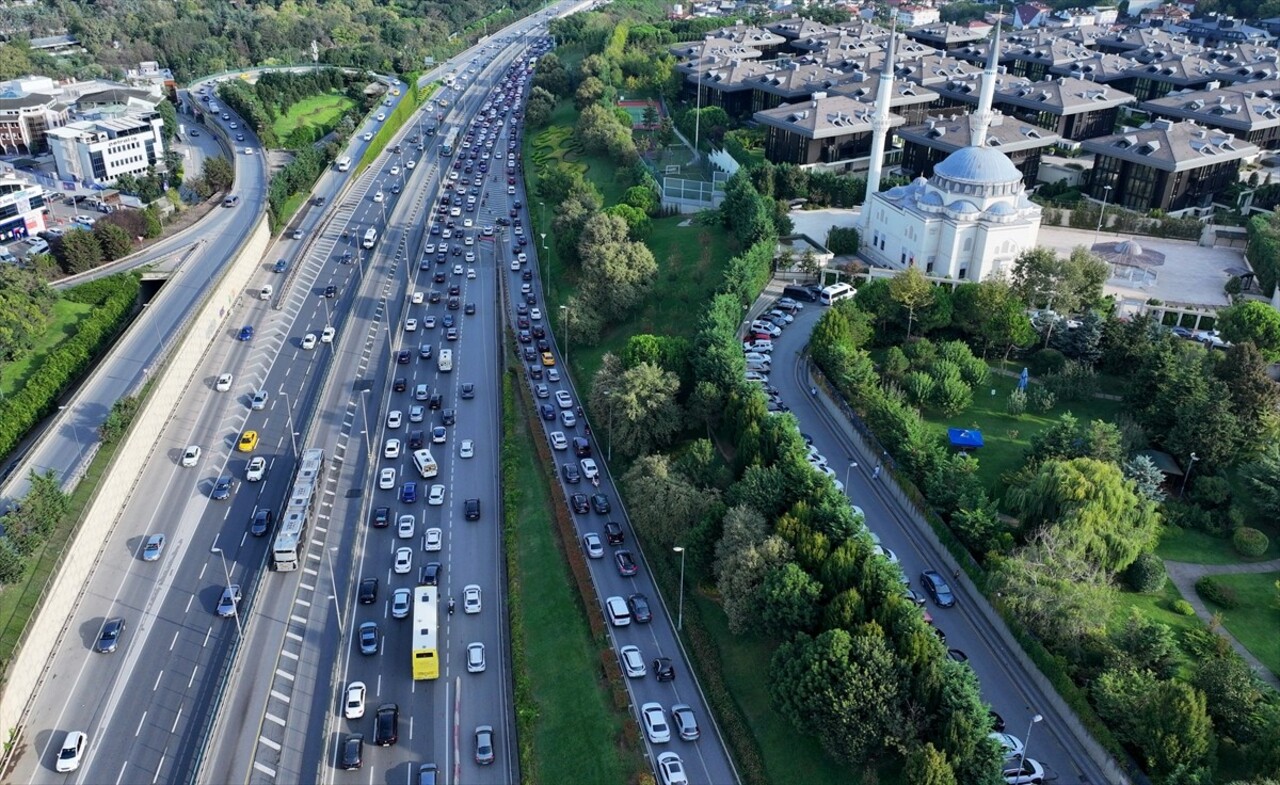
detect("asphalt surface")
[769,303,1112,784]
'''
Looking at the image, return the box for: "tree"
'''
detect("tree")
[621,454,716,548]
[889,266,935,339]
[574,75,608,110]
[1217,300,1280,360]
[1006,458,1161,574]
[1010,245,1108,346]
[603,203,650,239]
[56,228,103,274]
[770,628,908,764]
[93,221,133,260]
[590,355,682,458]
[905,744,959,785]
[1193,653,1265,744]
[622,184,658,215]
[1111,609,1179,677]
[715,508,793,634]
[758,562,823,636]
[201,155,234,193]
[578,214,658,320]
[1123,454,1167,502]
[1241,441,1280,519]
[1091,668,1214,777]
[0,265,55,360]
[1216,341,1280,441]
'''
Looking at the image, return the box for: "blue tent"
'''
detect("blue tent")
[947,428,985,450]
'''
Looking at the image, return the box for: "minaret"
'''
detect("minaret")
[861,18,897,233]
[968,17,1002,147]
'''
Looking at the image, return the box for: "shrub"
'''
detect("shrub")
[902,371,935,406]
[1170,599,1196,617]
[932,375,973,417]
[1029,386,1056,413]
[1188,475,1232,510]
[1232,526,1270,557]
[1196,576,1240,609]
[1006,388,1027,416]
[1125,552,1167,594]
[1029,347,1066,375]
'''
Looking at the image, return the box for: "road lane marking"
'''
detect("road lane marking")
[275,669,295,681]
[188,666,199,688]
[135,710,147,736]
[171,707,182,732]
[169,630,179,651]
[152,755,164,785]
[152,670,163,691]
[286,631,303,642]
[265,712,286,726]
[270,690,291,703]
[281,649,299,660]
[259,735,281,751]
[295,597,312,607]
[253,761,277,777]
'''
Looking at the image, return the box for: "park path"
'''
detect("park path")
[1164,557,1280,689]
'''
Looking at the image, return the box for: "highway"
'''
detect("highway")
[771,303,1111,784]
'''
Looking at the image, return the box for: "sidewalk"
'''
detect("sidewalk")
[1164,557,1280,689]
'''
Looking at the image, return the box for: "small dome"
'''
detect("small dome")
[1116,239,1144,256]
[948,199,980,214]
[920,190,944,206]
[911,175,929,188]
[886,186,909,199]
[985,201,1017,215]
[934,146,1023,185]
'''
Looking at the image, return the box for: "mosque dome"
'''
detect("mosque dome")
[933,146,1023,186]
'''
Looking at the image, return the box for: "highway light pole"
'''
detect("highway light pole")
[325,546,344,635]
[359,389,373,464]
[672,546,686,631]
[1018,714,1044,777]
[603,389,614,461]
[559,304,569,367]
[1092,184,1112,248]
[280,391,299,457]
[845,460,857,495]
[210,547,244,640]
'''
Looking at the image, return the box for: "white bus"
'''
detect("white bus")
[362,227,378,249]
[413,449,439,479]
[411,586,440,680]
[271,448,326,571]
[820,282,856,305]
[336,156,351,172]
[437,349,453,372]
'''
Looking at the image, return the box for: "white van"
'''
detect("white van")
[744,339,773,353]
[413,448,439,478]
[259,285,273,300]
[437,349,453,372]
[820,282,856,305]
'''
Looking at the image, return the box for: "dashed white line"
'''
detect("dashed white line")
[270,690,291,703]
[259,735,282,751]
[281,649,299,660]
[135,710,147,737]
[169,630,179,651]
[265,712,286,726]
[202,626,212,647]
[253,761,277,777]
[275,669,295,681]
[171,707,182,732]
[188,666,199,688]
[152,670,163,691]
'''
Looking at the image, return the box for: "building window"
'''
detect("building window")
[963,237,973,252]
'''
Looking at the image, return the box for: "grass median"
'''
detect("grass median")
[502,374,628,784]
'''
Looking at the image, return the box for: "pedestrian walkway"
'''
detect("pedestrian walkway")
[1163,557,1280,689]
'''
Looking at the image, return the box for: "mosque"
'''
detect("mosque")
[860,22,1043,282]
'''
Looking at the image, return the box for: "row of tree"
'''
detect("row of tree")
[0,472,70,583]
[215,68,367,150]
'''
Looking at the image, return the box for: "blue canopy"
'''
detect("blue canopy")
[948,428,985,450]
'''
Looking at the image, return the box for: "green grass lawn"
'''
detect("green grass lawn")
[0,299,94,398]
[1205,571,1280,679]
[919,370,1125,499]
[507,382,630,784]
[528,101,630,206]
[269,93,354,142]
[1157,524,1280,564]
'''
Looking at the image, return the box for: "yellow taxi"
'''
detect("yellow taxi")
[540,352,556,367]
[237,430,260,452]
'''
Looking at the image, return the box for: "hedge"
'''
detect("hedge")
[0,273,140,464]
[1195,576,1240,609]
[1231,526,1269,558]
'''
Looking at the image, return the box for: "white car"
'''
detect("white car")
[246,456,267,482]
[412,291,425,304]
[362,132,373,141]
[397,514,415,539]
[376,112,386,121]
[606,595,630,627]
[555,390,573,409]
[344,681,367,719]
[990,732,1025,758]
[390,165,400,176]
[379,467,397,489]
[393,547,413,574]
[215,373,233,392]
[181,445,202,467]
[406,160,416,170]
[549,431,568,451]
[301,333,317,350]
[384,438,402,459]
[517,252,527,263]
[428,484,446,506]
[463,584,482,614]
[321,326,336,343]
[372,191,384,203]
[467,642,486,673]
[467,268,476,279]
[873,544,900,565]
[55,730,87,773]
[424,527,443,552]
[251,390,268,410]
[642,702,671,743]
[620,645,645,678]
[405,318,418,332]
[530,308,543,321]
[460,439,474,458]
[462,218,473,228]
[387,410,403,429]
[657,752,688,785]
[464,251,475,263]
[580,458,599,480]
[391,587,411,619]
[511,258,521,271]
[453,264,463,275]
[583,532,604,558]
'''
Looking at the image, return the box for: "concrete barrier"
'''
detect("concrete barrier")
[0,214,272,765]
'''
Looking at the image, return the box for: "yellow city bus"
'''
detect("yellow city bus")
[412,586,440,680]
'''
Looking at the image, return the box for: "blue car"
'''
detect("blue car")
[238,325,255,341]
[400,482,417,504]
[273,259,288,273]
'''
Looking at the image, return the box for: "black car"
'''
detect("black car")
[250,508,274,537]
[591,493,611,514]
[920,570,956,608]
[464,498,481,520]
[394,377,407,392]
[604,521,624,545]
[615,550,638,577]
[324,285,337,298]
[420,562,442,586]
[359,577,379,604]
[396,350,411,364]
[428,393,443,410]
[442,313,455,328]
[341,734,364,770]
[429,290,442,303]
[371,507,390,528]
[441,408,456,426]
[562,463,581,483]
[540,404,555,421]
[653,657,675,682]
[528,364,542,380]
[628,593,652,622]
[465,302,476,315]
[419,342,434,359]
[409,430,425,449]
[570,493,590,514]
[96,617,126,653]
[434,271,446,283]
[374,704,399,746]
[447,296,460,310]
[461,383,475,399]
[212,476,233,501]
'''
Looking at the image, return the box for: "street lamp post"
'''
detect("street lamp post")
[559,304,569,367]
[1018,714,1044,777]
[845,460,857,495]
[325,546,344,635]
[1179,451,1200,497]
[1092,184,1113,248]
[603,390,614,461]
[280,392,300,457]
[672,546,686,631]
[210,547,244,639]
[360,389,373,463]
